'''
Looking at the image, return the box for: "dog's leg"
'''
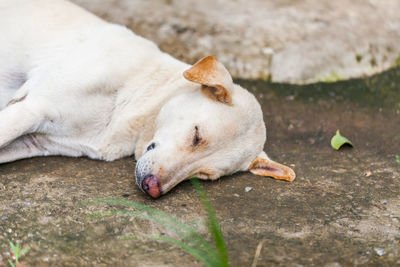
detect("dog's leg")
[0,132,94,164]
[0,134,51,163]
[0,99,44,149]
[0,133,85,164]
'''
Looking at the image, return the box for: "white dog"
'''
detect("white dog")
[0,0,295,198]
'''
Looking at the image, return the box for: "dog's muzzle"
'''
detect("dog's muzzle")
[135,159,161,198]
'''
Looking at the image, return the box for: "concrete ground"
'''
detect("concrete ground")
[0,68,399,266]
[73,0,400,83]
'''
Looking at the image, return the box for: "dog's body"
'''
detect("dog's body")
[0,0,294,197]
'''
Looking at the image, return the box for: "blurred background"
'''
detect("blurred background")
[72,0,400,83]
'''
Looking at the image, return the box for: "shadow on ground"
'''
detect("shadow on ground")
[1,68,399,266]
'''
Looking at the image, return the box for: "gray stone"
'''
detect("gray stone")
[245,186,253,192]
[374,248,385,256]
[71,0,400,83]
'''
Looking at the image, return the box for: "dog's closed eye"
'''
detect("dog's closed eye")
[193,126,202,147]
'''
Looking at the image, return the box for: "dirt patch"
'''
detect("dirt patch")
[1,68,400,266]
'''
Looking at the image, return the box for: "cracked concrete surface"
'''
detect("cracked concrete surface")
[1,68,400,266]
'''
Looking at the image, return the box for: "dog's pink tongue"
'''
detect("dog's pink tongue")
[142,175,161,198]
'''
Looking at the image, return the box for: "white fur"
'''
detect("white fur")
[0,0,267,195]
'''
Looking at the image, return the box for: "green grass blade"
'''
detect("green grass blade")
[89,188,230,267]
[90,198,194,235]
[9,242,16,254]
[149,235,220,267]
[90,199,210,243]
[91,209,220,264]
[89,202,218,262]
[89,198,215,255]
[191,178,229,267]
[8,259,15,267]
[15,242,20,263]
[19,247,30,257]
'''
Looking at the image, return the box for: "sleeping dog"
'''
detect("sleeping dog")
[0,0,295,198]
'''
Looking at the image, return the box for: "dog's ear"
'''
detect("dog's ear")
[183,55,233,105]
[248,151,296,181]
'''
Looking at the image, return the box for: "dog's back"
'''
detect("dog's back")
[0,0,102,44]
[0,0,100,105]
[0,0,171,107]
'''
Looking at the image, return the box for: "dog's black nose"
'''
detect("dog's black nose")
[146,142,156,152]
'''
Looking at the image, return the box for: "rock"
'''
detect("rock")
[71,0,400,83]
[374,248,385,256]
[245,186,253,192]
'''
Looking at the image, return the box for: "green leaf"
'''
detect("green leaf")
[8,259,15,267]
[19,247,30,257]
[396,155,400,163]
[9,242,16,254]
[148,235,219,267]
[331,130,353,150]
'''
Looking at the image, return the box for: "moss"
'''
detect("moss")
[370,57,377,67]
[394,53,400,67]
[256,70,272,81]
[355,54,363,63]
[317,72,345,83]
[237,66,400,109]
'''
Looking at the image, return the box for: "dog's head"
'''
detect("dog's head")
[135,55,295,198]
